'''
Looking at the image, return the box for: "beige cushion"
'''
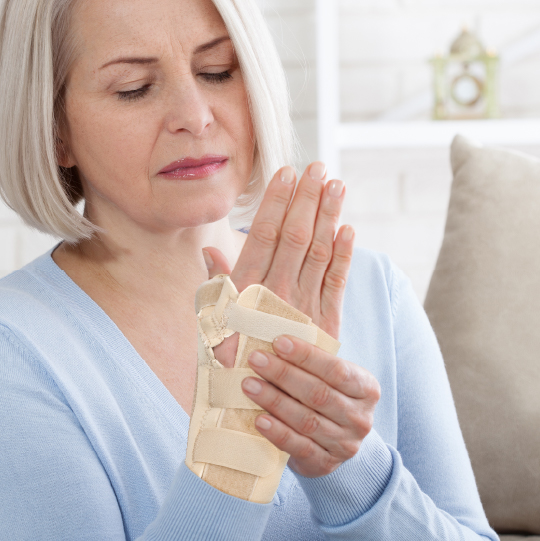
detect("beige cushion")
[424,135,540,535]
[500,537,540,541]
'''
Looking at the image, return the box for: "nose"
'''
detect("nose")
[165,76,214,137]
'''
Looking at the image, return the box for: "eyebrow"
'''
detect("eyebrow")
[99,36,231,70]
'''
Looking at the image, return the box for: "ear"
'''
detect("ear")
[55,112,76,168]
[56,136,76,168]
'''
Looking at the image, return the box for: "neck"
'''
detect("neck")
[54,213,244,310]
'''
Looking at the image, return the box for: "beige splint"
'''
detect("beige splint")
[186,275,341,503]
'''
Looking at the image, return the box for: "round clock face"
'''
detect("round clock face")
[451,73,483,107]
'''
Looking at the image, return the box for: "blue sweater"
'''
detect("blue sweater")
[0,247,498,541]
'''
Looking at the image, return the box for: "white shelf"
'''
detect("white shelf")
[336,119,540,149]
[316,0,540,160]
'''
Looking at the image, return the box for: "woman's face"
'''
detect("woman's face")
[61,0,255,232]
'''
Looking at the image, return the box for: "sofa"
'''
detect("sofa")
[424,135,540,539]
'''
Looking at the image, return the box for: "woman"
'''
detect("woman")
[0,0,498,539]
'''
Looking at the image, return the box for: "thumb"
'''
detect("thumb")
[202,247,232,279]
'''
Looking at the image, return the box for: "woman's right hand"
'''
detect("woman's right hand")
[204,161,355,367]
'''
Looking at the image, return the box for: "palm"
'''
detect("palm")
[204,162,354,367]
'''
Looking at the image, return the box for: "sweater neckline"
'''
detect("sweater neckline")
[31,245,191,439]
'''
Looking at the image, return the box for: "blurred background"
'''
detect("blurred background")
[2,0,540,301]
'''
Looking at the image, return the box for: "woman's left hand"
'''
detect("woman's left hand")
[241,333,381,478]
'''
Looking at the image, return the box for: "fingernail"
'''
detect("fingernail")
[243,377,262,395]
[309,162,326,181]
[281,167,296,185]
[202,250,213,270]
[342,226,354,242]
[328,180,344,198]
[256,417,272,430]
[248,351,269,367]
[273,336,294,354]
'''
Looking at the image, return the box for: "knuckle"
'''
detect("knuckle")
[307,382,333,409]
[321,454,340,476]
[362,375,382,403]
[299,412,320,435]
[333,249,354,266]
[329,360,351,387]
[251,222,280,248]
[307,240,332,267]
[282,225,311,249]
[297,439,316,460]
[324,270,347,293]
[275,428,292,448]
[370,379,382,402]
[344,406,364,428]
[320,205,341,224]
[351,412,372,437]
[295,345,313,370]
[300,185,322,206]
[273,187,294,206]
[268,391,284,412]
[274,362,291,386]
[341,439,361,459]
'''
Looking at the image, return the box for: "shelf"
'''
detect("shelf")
[336,119,540,149]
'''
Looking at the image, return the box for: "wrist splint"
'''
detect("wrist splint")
[186,275,341,503]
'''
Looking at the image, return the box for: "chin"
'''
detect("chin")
[140,175,247,230]
[157,193,239,230]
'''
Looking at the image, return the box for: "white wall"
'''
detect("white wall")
[0,202,57,279]
[260,0,540,300]
[2,0,540,300]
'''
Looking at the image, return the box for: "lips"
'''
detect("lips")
[159,155,228,175]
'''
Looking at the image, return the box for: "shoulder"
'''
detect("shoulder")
[0,251,80,365]
[0,255,57,327]
[0,263,49,370]
[0,268,44,328]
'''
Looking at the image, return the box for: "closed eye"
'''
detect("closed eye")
[117,84,152,102]
[116,70,233,103]
[199,70,233,84]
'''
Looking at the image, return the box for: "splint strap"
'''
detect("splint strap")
[226,303,316,343]
[194,428,279,477]
[209,368,265,410]
[226,303,341,355]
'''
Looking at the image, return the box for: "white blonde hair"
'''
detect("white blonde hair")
[0,0,298,242]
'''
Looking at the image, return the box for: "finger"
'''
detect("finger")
[246,349,357,427]
[241,374,347,456]
[298,179,345,305]
[202,247,232,279]
[264,162,327,295]
[249,413,342,478]
[230,166,296,291]
[272,336,381,405]
[318,225,355,337]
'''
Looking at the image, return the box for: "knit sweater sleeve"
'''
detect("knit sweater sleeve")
[295,263,499,541]
[0,326,127,539]
[0,325,272,541]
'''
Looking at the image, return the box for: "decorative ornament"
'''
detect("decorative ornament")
[431,27,500,120]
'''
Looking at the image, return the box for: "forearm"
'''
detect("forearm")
[139,463,273,541]
[296,430,498,541]
[0,328,273,541]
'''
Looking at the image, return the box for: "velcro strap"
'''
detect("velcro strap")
[226,303,317,344]
[210,368,265,410]
[194,428,279,477]
[214,276,238,320]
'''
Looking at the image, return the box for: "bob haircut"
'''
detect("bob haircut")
[0,0,298,242]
